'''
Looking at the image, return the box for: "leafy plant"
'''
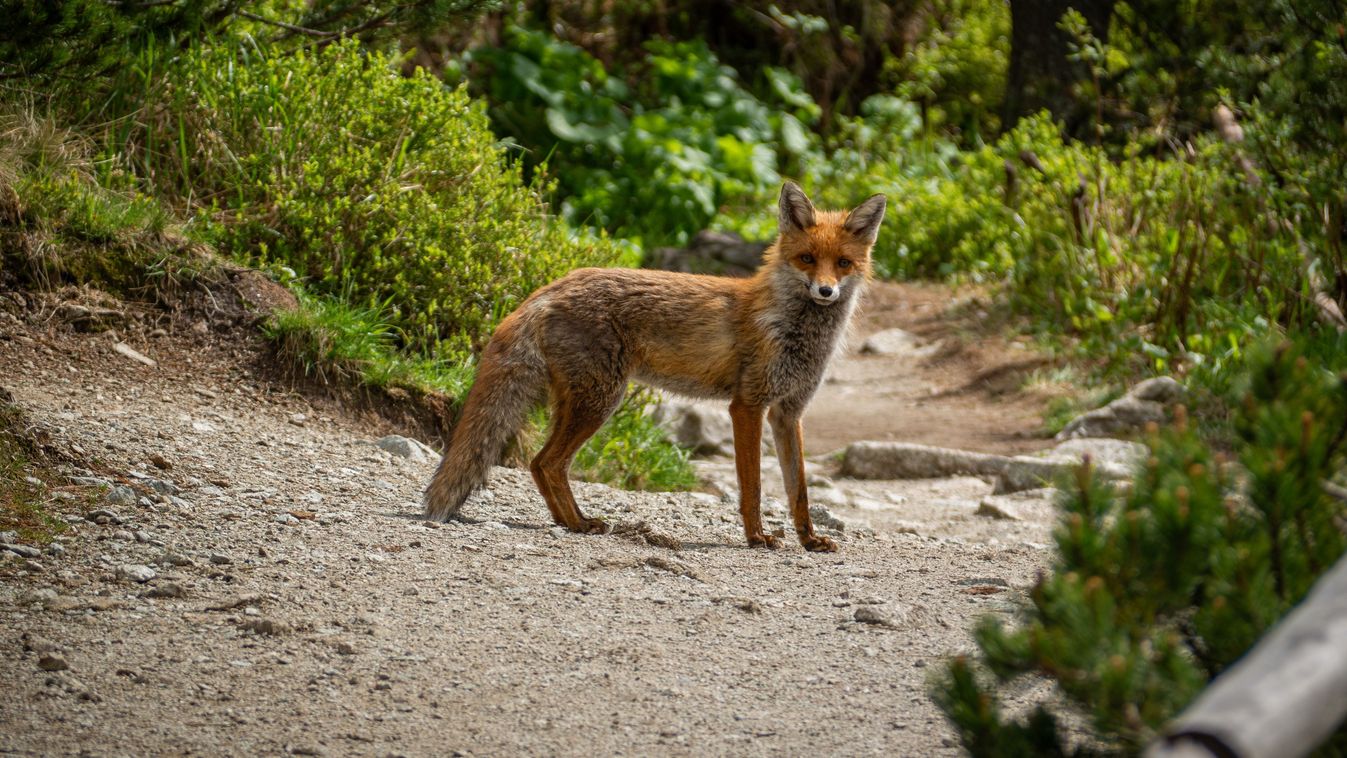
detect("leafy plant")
[938,338,1347,753]
[115,39,626,360]
[466,25,821,248]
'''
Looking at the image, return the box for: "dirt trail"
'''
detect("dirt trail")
[0,283,1062,757]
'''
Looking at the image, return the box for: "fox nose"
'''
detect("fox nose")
[817,285,834,297]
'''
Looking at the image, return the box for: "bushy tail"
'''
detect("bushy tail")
[424,326,544,520]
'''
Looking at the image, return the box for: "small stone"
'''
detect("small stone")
[209,553,232,565]
[809,504,846,531]
[103,484,136,506]
[3,543,41,558]
[46,542,65,557]
[288,413,307,427]
[116,564,156,583]
[112,530,134,541]
[375,435,440,464]
[241,618,287,636]
[145,582,188,599]
[161,551,194,567]
[38,655,69,672]
[273,513,300,525]
[149,453,173,470]
[975,500,1019,521]
[853,606,893,626]
[135,531,151,543]
[86,507,125,524]
[334,641,356,656]
[145,478,179,496]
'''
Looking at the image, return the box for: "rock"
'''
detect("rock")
[241,618,287,636]
[21,633,63,655]
[809,504,845,532]
[811,486,850,510]
[161,551,194,567]
[840,440,1132,494]
[375,435,441,464]
[1131,376,1184,403]
[333,641,356,656]
[116,564,156,583]
[647,230,767,276]
[650,400,734,457]
[144,582,188,599]
[859,328,936,358]
[149,453,172,470]
[144,478,179,496]
[841,441,1004,481]
[87,507,125,525]
[1057,377,1184,440]
[2,543,41,559]
[853,606,893,626]
[46,542,65,557]
[104,486,136,507]
[209,553,232,565]
[1047,438,1147,471]
[0,530,16,543]
[37,655,69,672]
[111,530,134,541]
[21,588,58,605]
[112,341,157,367]
[975,500,1019,520]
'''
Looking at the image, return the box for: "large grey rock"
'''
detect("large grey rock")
[647,230,767,276]
[859,328,937,358]
[1057,377,1184,440]
[840,441,1132,494]
[650,401,734,457]
[375,435,441,464]
[1047,438,1147,470]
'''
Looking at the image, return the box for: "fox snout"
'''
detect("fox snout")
[809,279,841,305]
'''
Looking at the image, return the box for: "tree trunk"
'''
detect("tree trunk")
[1002,0,1116,131]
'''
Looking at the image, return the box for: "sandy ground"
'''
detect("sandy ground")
[0,283,1063,757]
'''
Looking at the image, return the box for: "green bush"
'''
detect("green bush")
[466,25,821,248]
[117,39,627,360]
[937,338,1347,753]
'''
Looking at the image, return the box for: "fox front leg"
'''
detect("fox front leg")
[729,398,780,549]
[768,404,838,552]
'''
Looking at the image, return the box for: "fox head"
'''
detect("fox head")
[772,182,887,306]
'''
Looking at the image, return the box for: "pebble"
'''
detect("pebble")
[2,543,41,559]
[104,486,136,507]
[46,543,65,557]
[112,530,134,541]
[38,655,69,672]
[161,551,194,566]
[209,553,232,565]
[85,508,124,525]
[853,606,893,626]
[116,564,157,583]
[145,582,188,598]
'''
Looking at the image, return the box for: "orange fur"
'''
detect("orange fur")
[424,183,886,552]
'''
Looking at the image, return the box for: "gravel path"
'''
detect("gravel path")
[0,301,1057,756]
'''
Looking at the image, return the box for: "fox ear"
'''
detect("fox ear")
[844,193,887,244]
[778,181,816,234]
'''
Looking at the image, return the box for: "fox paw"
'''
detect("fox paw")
[575,517,612,535]
[801,534,839,553]
[747,533,782,550]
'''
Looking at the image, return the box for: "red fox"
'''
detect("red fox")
[425,182,886,551]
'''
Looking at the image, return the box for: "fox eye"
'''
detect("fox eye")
[838,258,853,269]
[800,254,815,264]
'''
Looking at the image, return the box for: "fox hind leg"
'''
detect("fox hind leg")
[530,381,624,533]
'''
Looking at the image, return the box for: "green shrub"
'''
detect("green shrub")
[887,0,1010,143]
[466,25,821,248]
[564,389,697,492]
[117,39,627,360]
[937,338,1347,753]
